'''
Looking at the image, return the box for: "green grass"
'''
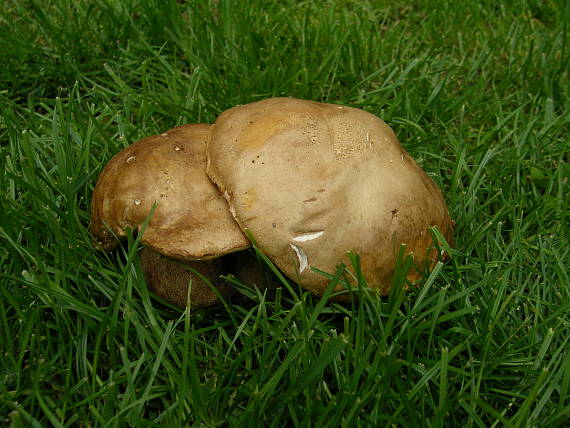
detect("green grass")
[1,0,569,426]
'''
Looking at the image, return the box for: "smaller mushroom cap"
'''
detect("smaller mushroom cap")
[90,124,250,260]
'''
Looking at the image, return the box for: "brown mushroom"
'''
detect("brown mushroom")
[90,124,250,259]
[207,98,454,297]
[90,124,251,307]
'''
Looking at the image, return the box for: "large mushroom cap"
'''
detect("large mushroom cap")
[90,124,250,261]
[207,98,454,296]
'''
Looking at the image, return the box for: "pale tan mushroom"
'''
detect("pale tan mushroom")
[90,124,250,260]
[207,98,454,297]
[90,124,251,307]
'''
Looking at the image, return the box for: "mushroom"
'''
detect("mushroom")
[90,124,250,258]
[206,98,454,297]
[90,124,251,307]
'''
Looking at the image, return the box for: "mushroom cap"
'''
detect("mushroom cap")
[90,124,250,260]
[207,98,454,296]
[139,247,233,308]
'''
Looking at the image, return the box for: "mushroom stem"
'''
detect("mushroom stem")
[139,247,234,308]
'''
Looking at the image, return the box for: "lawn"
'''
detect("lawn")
[1,0,568,426]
